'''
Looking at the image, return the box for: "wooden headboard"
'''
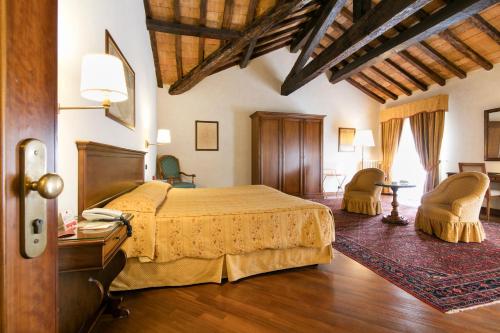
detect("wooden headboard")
[76,141,146,214]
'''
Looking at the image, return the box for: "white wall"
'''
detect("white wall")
[58,0,158,215]
[157,48,381,192]
[385,64,500,207]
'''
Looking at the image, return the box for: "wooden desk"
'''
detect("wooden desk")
[58,222,131,333]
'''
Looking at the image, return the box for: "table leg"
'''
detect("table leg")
[382,186,409,225]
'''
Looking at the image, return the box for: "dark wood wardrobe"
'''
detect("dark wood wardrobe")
[250,111,325,198]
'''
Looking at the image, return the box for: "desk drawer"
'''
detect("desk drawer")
[103,225,127,264]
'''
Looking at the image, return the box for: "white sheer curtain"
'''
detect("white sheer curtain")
[391,119,426,206]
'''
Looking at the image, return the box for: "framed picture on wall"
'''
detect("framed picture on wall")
[338,128,356,152]
[105,29,135,130]
[195,121,219,151]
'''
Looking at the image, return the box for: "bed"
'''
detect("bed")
[77,142,334,291]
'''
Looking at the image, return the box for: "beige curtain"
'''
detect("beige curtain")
[409,111,445,192]
[381,118,404,194]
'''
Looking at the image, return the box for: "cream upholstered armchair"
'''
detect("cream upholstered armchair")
[415,172,490,243]
[341,168,385,216]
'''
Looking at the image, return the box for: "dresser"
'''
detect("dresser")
[58,222,130,333]
[251,111,325,198]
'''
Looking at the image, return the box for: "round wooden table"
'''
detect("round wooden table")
[375,182,416,225]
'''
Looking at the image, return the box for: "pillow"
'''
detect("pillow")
[106,180,171,213]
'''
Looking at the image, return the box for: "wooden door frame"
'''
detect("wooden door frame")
[1,1,58,332]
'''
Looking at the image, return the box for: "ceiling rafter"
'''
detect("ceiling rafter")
[369,65,413,96]
[327,0,496,86]
[398,50,446,86]
[281,0,433,96]
[146,19,242,40]
[358,72,398,100]
[469,13,500,43]
[143,0,163,87]
[346,78,386,104]
[288,0,347,76]
[385,58,428,91]
[353,0,372,22]
[169,0,310,95]
[240,0,259,68]
[198,0,208,63]
[439,30,493,70]
[173,0,183,80]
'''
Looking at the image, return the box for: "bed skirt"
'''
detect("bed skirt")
[111,245,333,291]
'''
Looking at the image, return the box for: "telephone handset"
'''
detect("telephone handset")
[82,208,123,221]
[81,208,133,237]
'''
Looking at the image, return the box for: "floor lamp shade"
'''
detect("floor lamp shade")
[354,129,375,169]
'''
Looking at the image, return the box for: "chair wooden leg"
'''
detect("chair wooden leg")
[486,197,491,221]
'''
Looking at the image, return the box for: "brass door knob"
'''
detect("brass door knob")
[28,173,64,199]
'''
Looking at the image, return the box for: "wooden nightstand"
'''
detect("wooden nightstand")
[58,220,131,333]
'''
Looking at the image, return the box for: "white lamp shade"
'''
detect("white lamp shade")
[354,129,375,147]
[80,54,128,103]
[156,129,171,144]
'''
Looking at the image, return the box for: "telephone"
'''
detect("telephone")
[81,208,133,237]
[82,208,123,221]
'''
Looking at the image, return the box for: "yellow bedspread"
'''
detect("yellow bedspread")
[107,184,334,264]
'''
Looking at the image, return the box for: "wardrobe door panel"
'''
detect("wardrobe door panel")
[260,118,281,189]
[282,118,302,195]
[303,119,323,196]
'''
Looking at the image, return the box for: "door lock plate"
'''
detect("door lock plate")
[20,139,48,258]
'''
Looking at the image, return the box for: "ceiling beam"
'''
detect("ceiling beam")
[146,19,242,40]
[169,0,309,95]
[288,0,347,75]
[398,50,446,86]
[173,0,183,80]
[143,0,163,88]
[469,13,500,44]
[198,0,208,63]
[385,58,428,91]
[346,78,386,104]
[417,41,466,79]
[358,72,398,100]
[240,0,259,68]
[281,0,432,96]
[328,0,495,85]
[439,30,493,70]
[353,0,371,22]
[369,65,412,96]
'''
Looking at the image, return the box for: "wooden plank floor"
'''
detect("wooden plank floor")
[94,249,500,333]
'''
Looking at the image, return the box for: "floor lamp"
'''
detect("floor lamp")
[354,129,375,169]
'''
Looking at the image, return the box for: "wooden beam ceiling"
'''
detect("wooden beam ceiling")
[169,0,309,95]
[328,0,496,86]
[281,0,433,95]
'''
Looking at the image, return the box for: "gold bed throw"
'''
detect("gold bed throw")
[107,184,334,264]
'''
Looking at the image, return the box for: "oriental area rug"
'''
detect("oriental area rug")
[313,197,500,313]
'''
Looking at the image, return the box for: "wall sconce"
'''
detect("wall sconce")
[146,129,171,149]
[59,54,128,111]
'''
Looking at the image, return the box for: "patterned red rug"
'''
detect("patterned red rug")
[313,197,500,313]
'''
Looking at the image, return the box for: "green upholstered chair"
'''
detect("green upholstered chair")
[157,155,196,188]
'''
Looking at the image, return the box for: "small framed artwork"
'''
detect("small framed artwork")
[338,128,356,152]
[195,121,219,151]
[105,30,135,130]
